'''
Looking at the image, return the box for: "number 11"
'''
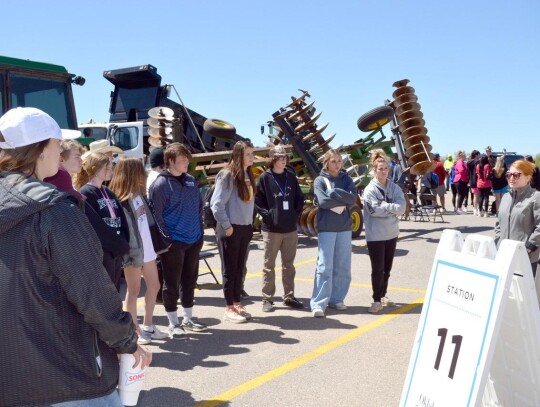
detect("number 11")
[434,328,463,379]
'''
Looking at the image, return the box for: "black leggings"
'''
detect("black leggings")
[367,238,398,302]
[219,224,253,305]
[478,188,491,213]
[450,184,458,209]
[456,181,468,209]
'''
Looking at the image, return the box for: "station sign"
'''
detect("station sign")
[400,230,540,406]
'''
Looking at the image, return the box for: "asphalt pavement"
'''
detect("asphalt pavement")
[134,196,498,407]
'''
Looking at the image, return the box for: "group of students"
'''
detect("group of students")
[0,107,150,407]
[448,146,509,216]
[2,107,538,407]
[445,146,540,274]
[210,143,407,318]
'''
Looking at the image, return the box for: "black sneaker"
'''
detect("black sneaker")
[284,297,304,309]
[240,290,250,300]
[262,300,275,312]
[182,318,208,332]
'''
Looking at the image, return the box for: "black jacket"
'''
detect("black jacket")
[255,167,304,233]
[0,173,137,407]
[467,158,479,188]
[79,184,130,255]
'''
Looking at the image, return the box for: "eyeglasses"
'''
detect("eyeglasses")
[506,172,522,180]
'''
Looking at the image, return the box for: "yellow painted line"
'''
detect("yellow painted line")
[293,277,426,293]
[195,297,425,407]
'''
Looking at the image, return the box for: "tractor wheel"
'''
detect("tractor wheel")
[357,106,394,132]
[203,118,236,140]
[351,205,363,238]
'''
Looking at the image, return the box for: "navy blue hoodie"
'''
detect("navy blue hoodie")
[314,169,356,232]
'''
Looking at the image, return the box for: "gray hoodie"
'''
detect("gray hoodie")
[363,178,406,242]
[494,184,540,263]
[211,169,254,237]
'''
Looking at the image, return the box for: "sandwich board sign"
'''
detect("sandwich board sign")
[400,229,540,407]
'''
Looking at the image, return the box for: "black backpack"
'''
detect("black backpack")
[202,186,217,228]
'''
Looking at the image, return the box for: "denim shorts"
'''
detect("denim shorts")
[493,186,509,194]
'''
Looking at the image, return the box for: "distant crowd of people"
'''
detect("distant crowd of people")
[0,107,538,406]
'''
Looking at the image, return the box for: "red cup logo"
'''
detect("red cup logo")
[124,371,145,386]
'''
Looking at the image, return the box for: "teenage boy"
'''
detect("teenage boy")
[149,143,207,338]
[255,145,305,312]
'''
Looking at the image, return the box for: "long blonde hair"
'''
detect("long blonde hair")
[493,156,505,178]
[109,158,147,202]
[73,152,111,190]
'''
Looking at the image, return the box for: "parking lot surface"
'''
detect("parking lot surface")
[134,204,498,407]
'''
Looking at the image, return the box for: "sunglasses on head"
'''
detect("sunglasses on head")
[506,172,522,180]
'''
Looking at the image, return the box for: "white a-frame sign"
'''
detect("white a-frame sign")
[400,229,540,406]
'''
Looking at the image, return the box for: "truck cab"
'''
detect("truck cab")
[0,55,81,132]
[78,121,144,159]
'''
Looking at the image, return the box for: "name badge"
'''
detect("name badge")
[283,201,289,210]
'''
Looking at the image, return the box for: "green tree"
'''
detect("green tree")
[534,154,540,167]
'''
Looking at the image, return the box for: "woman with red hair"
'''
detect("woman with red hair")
[495,159,540,276]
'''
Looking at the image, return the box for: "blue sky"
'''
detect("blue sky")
[3,0,538,157]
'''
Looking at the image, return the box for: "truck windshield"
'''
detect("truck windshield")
[115,87,158,114]
[9,74,73,129]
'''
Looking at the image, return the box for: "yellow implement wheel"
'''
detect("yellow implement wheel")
[203,118,236,140]
[351,205,363,238]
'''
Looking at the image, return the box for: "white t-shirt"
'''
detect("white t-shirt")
[133,195,156,263]
[146,170,160,196]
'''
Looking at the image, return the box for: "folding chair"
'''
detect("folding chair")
[419,193,445,222]
[198,251,220,285]
[407,193,426,222]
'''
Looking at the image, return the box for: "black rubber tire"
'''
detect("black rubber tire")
[203,118,236,140]
[351,205,363,238]
[357,106,395,132]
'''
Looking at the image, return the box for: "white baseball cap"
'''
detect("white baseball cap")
[0,107,80,149]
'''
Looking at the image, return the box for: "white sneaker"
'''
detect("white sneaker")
[223,309,247,323]
[328,302,347,311]
[141,324,169,340]
[483,212,488,218]
[137,331,152,345]
[368,302,383,314]
[381,297,395,307]
[234,304,252,320]
[456,208,465,215]
[312,308,325,318]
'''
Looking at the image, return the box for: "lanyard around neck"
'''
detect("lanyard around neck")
[270,171,287,196]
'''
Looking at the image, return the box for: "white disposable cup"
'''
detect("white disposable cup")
[118,353,146,406]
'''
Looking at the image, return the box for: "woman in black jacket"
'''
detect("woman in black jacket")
[75,151,130,291]
[0,107,150,407]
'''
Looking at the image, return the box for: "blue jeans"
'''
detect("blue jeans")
[50,390,123,407]
[311,231,352,310]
